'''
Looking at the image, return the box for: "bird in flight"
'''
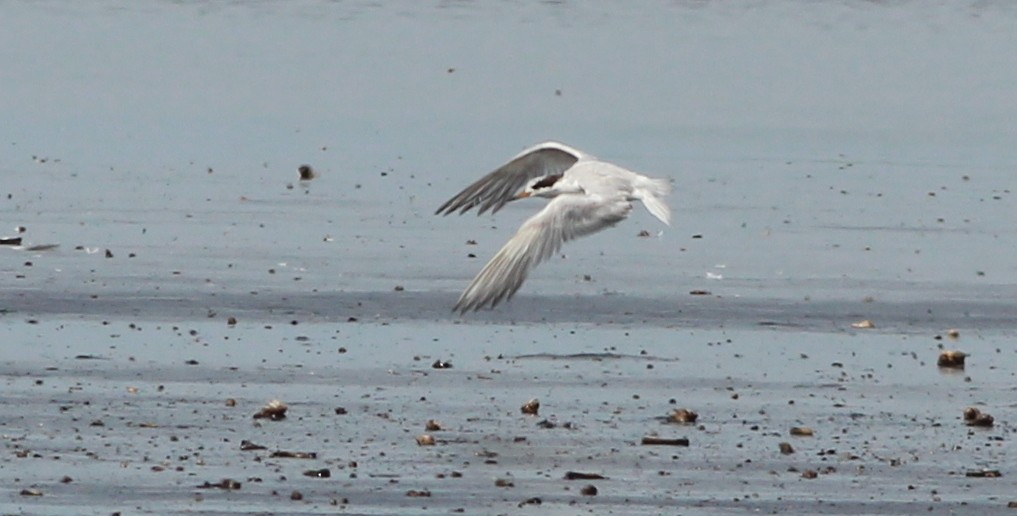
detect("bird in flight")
[436,141,671,314]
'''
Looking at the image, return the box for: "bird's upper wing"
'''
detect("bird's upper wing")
[454,193,631,313]
[436,142,584,216]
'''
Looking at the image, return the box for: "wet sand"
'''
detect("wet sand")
[3,295,1017,515]
[4,1,1017,514]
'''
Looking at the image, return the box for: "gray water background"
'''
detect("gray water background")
[3,0,1016,316]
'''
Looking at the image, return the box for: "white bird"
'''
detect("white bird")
[436,141,671,313]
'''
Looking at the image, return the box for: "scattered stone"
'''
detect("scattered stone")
[851,319,874,329]
[105,249,114,258]
[431,359,452,369]
[790,426,814,437]
[966,469,1002,478]
[667,408,698,424]
[0,237,22,246]
[495,478,514,487]
[637,229,651,237]
[406,489,431,497]
[290,490,303,500]
[298,165,316,180]
[334,407,348,415]
[802,469,818,479]
[580,485,598,496]
[26,244,59,252]
[416,434,435,446]
[689,290,711,296]
[240,440,267,451]
[303,468,331,478]
[946,328,960,340]
[518,497,542,507]
[253,400,287,420]
[196,479,241,490]
[425,419,442,431]
[641,436,690,446]
[19,488,42,496]
[1007,500,1017,508]
[225,398,236,407]
[963,407,994,427]
[227,316,237,326]
[60,476,73,484]
[564,471,607,480]
[938,350,967,369]
[779,442,795,455]
[270,450,317,459]
[536,419,560,429]
[520,398,540,415]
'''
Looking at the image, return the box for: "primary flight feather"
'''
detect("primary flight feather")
[437,141,671,313]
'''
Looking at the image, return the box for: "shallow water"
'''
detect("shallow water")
[2,1,1017,514]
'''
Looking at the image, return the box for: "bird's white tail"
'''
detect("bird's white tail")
[636,177,671,226]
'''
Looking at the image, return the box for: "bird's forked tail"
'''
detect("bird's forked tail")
[635,177,671,226]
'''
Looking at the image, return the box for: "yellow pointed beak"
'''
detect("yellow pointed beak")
[513,191,531,200]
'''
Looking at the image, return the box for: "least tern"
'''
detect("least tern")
[437,141,671,313]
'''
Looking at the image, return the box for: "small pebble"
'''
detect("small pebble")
[564,471,606,480]
[253,400,287,420]
[667,408,698,424]
[298,165,315,180]
[938,350,967,369]
[963,407,994,427]
[966,469,1002,478]
[520,398,540,415]
[640,436,689,446]
[303,468,331,478]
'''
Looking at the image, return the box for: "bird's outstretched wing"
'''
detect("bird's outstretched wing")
[436,141,583,216]
[454,194,632,313]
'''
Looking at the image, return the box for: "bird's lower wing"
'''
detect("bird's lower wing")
[454,194,631,313]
